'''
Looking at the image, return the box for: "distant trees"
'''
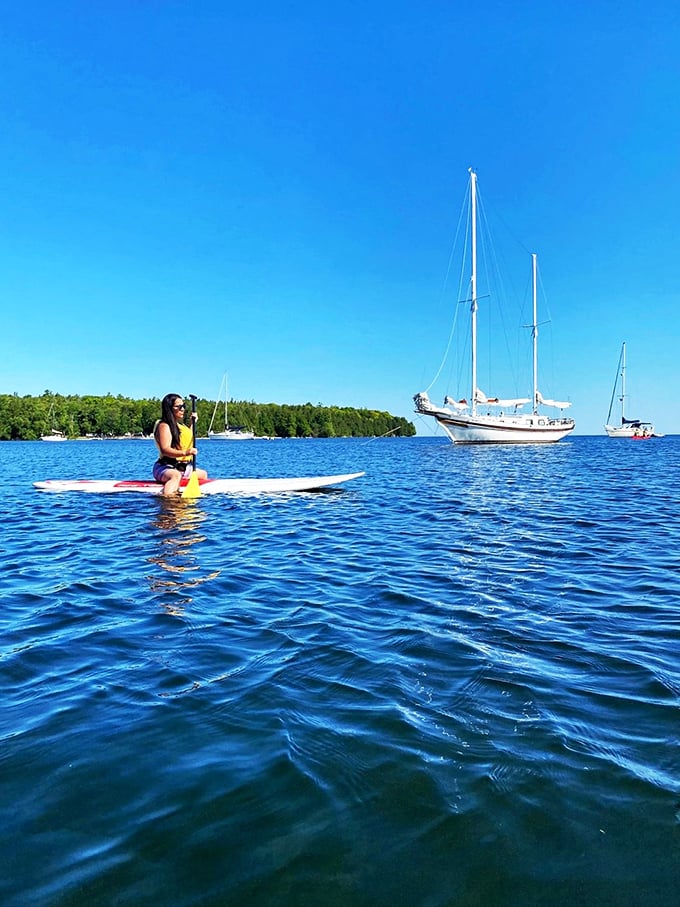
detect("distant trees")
[0,392,416,440]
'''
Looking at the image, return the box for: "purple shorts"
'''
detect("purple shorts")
[153,460,186,482]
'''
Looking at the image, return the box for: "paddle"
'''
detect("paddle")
[182,394,201,499]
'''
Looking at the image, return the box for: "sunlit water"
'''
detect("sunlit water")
[2,436,679,906]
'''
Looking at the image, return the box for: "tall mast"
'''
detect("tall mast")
[470,168,478,415]
[532,253,538,414]
[620,342,626,423]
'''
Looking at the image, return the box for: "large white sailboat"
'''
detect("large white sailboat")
[604,342,655,438]
[207,374,255,440]
[414,169,575,444]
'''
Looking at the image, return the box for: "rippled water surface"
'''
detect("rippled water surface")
[2,436,679,906]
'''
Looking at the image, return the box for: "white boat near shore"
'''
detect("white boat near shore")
[40,404,67,441]
[40,429,67,442]
[208,374,255,440]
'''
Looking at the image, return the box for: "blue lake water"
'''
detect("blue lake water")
[2,436,679,906]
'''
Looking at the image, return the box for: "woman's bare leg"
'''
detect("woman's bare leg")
[161,468,182,496]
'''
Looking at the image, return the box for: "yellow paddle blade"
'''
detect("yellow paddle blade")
[181,469,201,499]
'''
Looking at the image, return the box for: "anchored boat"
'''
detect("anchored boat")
[414,169,574,444]
[40,403,67,441]
[604,342,658,438]
[207,373,255,440]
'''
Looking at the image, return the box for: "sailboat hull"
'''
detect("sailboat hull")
[605,425,639,438]
[435,412,575,444]
[40,432,67,442]
[604,424,655,439]
[208,430,255,440]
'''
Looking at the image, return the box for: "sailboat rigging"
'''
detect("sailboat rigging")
[604,342,657,438]
[207,374,255,440]
[414,169,575,444]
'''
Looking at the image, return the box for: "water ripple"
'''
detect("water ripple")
[1,438,679,906]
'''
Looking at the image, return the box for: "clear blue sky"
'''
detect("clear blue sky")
[2,1,679,435]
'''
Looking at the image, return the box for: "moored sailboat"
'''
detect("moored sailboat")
[207,374,255,440]
[40,430,66,442]
[40,403,67,441]
[604,342,657,438]
[414,169,574,444]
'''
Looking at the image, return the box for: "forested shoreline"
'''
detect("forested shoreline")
[0,392,415,440]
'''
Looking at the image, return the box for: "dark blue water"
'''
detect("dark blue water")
[2,437,679,906]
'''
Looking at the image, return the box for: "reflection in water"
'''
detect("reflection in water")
[147,498,221,613]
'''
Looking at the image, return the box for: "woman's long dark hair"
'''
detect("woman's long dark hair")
[156,393,184,448]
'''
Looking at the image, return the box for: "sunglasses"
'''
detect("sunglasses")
[173,403,186,411]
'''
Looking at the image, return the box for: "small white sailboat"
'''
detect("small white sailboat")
[414,169,575,444]
[41,430,66,442]
[604,342,656,438]
[40,403,67,441]
[207,374,255,440]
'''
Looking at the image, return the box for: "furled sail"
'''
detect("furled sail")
[444,396,469,411]
[536,390,572,409]
[475,389,530,408]
[414,391,470,415]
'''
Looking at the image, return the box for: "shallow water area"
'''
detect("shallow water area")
[2,436,679,906]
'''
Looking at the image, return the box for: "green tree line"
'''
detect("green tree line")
[0,392,415,440]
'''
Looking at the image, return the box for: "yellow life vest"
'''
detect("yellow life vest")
[177,423,193,463]
[153,420,194,463]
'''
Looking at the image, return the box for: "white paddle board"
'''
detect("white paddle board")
[33,472,365,495]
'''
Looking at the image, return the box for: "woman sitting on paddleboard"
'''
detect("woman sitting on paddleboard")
[153,394,208,496]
